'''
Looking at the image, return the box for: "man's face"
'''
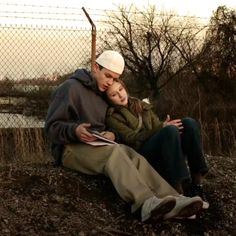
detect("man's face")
[94,64,121,92]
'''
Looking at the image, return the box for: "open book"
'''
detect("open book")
[86,130,118,146]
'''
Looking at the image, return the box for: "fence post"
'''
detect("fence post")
[82,7,96,74]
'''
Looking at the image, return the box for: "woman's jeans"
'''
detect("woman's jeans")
[139,117,209,187]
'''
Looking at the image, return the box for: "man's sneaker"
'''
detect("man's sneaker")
[163,195,203,220]
[141,196,176,222]
[185,184,209,209]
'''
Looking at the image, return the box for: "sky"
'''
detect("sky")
[0,0,235,26]
[70,0,235,18]
[0,0,235,80]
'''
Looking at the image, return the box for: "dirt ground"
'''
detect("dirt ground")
[0,154,236,236]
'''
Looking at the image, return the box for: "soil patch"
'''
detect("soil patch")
[0,154,236,235]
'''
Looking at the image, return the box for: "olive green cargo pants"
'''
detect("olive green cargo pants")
[62,143,178,212]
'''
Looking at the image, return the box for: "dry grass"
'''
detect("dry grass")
[201,121,236,156]
[0,128,49,164]
[153,76,236,156]
[1,120,234,165]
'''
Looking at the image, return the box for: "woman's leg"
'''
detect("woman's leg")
[181,118,210,208]
[181,117,209,185]
[140,125,190,192]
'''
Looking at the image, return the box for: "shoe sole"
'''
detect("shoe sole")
[151,197,176,221]
[174,200,203,218]
[175,214,197,220]
[202,201,210,209]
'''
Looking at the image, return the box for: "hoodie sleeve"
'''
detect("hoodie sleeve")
[45,82,80,144]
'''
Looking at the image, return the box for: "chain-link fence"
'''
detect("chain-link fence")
[0,5,103,162]
[0,24,96,162]
[0,5,235,163]
[0,24,92,118]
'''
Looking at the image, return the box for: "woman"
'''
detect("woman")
[106,79,209,208]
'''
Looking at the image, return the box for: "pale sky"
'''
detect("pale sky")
[0,0,235,26]
[0,0,235,80]
[73,0,235,17]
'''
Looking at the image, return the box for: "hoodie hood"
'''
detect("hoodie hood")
[70,69,98,91]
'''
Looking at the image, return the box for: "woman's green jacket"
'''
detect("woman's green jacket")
[106,100,163,151]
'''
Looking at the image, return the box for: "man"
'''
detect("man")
[45,50,204,222]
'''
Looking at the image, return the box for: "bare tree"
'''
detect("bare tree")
[194,5,236,102]
[200,6,236,79]
[103,5,205,98]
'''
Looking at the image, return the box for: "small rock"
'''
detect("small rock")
[78,231,86,236]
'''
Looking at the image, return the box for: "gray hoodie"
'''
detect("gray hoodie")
[45,69,108,165]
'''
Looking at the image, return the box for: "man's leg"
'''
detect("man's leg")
[63,143,203,219]
[62,143,178,212]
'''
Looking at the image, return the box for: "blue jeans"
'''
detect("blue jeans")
[139,117,209,187]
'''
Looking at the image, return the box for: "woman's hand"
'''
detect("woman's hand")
[100,131,116,141]
[163,114,183,131]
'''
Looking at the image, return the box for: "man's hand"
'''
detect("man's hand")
[163,114,183,131]
[100,131,116,141]
[75,123,97,142]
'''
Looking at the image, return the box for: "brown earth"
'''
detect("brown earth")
[0,154,236,236]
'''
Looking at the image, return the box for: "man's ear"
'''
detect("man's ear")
[93,63,100,73]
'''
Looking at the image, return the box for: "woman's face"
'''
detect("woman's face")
[106,81,128,106]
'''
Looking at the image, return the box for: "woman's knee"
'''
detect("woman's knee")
[182,117,199,130]
[162,125,180,137]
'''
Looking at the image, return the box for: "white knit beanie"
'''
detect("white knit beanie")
[96,50,125,75]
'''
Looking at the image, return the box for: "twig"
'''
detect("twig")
[96,227,115,236]
[102,226,132,236]
[114,213,125,222]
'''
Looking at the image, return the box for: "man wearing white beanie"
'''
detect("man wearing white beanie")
[45,50,204,222]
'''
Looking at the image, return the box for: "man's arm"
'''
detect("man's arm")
[45,83,82,144]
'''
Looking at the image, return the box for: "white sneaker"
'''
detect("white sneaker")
[163,195,203,220]
[141,196,176,222]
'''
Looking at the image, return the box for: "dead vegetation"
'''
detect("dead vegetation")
[0,153,236,236]
[0,128,47,163]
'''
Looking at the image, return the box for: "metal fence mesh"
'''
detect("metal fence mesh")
[1,26,91,79]
[0,5,235,162]
[0,5,210,128]
[0,24,96,162]
[0,25,93,127]
[0,5,116,162]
